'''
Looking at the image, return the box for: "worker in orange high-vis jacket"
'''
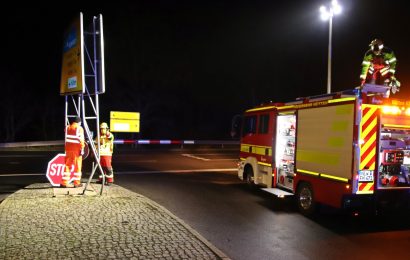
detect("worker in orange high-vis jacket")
[96,122,114,185]
[61,116,85,188]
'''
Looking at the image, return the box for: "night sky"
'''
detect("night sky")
[1,1,409,142]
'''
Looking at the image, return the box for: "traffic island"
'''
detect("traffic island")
[0,183,229,259]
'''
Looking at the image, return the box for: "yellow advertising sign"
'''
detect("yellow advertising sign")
[60,13,84,95]
[110,111,140,133]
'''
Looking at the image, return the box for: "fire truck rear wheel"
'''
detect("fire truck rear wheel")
[296,182,316,216]
[245,166,255,188]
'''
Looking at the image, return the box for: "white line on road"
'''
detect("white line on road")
[181,154,210,161]
[0,168,238,177]
[0,155,47,158]
[115,160,158,163]
[116,168,237,174]
[182,153,236,156]
[0,173,45,176]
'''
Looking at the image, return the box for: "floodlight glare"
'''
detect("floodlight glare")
[319,6,326,13]
[331,1,342,14]
[321,12,330,21]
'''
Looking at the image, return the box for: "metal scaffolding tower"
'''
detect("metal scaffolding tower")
[64,13,106,195]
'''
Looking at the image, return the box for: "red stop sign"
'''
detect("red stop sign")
[46,153,74,187]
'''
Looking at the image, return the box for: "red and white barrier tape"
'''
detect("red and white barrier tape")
[114,140,195,145]
[0,140,238,148]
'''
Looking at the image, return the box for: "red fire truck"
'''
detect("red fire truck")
[237,85,410,215]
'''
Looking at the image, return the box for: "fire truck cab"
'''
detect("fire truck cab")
[238,85,410,215]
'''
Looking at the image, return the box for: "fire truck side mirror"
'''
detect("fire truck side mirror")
[231,114,243,139]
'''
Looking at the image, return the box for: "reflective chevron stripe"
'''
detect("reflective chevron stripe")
[357,182,374,194]
[360,105,378,170]
[358,105,378,194]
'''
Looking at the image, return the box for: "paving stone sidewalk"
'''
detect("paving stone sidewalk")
[0,183,229,260]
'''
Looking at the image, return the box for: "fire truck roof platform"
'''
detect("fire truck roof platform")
[247,84,395,113]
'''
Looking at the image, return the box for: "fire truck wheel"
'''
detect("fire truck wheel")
[296,182,316,216]
[244,166,255,188]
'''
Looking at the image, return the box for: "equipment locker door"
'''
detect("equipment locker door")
[275,114,296,191]
[377,125,410,189]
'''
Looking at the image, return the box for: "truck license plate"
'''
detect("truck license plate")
[359,170,374,182]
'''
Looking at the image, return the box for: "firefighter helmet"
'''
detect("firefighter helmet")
[370,39,384,54]
[73,116,81,123]
[100,122,109,129]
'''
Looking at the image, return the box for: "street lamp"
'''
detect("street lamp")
[320,0,342,94]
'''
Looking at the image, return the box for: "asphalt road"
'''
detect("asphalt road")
[2,147,410,260]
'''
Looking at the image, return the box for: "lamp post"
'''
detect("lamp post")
[320,0,342,94]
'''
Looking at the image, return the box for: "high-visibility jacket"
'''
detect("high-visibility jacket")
[65,122,85,152]
[98,132,114,156]
[360,48,397,80]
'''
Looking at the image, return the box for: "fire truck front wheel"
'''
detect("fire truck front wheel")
[296,182,317,216]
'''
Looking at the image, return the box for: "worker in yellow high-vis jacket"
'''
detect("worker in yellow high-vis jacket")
[96,122,114,185]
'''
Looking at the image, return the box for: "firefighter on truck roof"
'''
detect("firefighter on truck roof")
[360,38,401,93]
[96,122,115,185]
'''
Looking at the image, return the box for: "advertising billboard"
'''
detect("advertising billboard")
[60,13,84,95]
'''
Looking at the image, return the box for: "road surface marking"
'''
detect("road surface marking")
[0,173,46,176]
[181,154,210,161]
[0,155,47,158]
[0,168,238,177]
[182,153,236,156]
[115,160,158,163]
[116,169,237,174]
